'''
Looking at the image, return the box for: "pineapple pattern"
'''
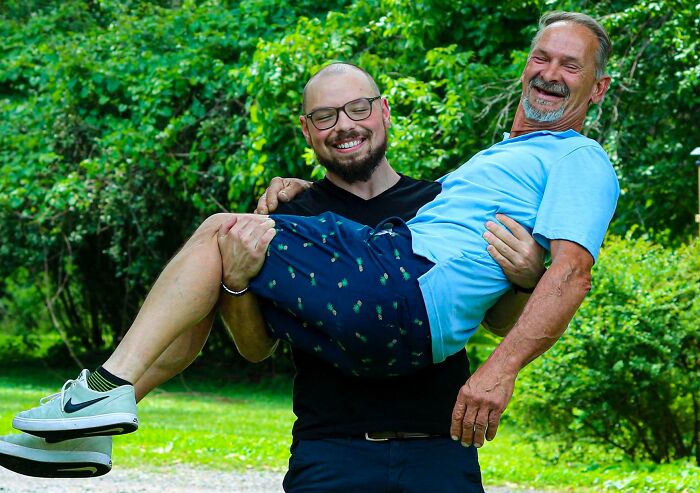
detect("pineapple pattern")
[248,212,434,377]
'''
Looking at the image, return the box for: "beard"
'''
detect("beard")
[521,76,570,122]
[315,130,388,183]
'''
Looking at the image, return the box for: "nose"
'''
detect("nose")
[540,61,562,82]
[334,108,357,131]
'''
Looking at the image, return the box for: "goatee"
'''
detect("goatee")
[316,133,388,183]
[522,76,570,123]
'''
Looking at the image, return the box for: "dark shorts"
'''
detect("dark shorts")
[250,212,434,377]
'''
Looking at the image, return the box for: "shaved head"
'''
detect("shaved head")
[302,63,381,113]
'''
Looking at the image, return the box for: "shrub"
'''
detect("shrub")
[514,235,700,465]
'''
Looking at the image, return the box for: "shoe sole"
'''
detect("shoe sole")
[0,441,111,478]
[13,413,138,441]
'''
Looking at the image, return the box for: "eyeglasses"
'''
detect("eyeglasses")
[305,96,382,131]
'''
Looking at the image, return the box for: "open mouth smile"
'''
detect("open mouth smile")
[333,138,366,152]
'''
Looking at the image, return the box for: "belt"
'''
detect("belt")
[364,432,442,442]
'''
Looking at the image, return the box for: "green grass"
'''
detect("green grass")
[0,364,697,491]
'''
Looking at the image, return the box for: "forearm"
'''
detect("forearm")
[485,253,591,374]
[482,290,531,337]
[219,292,278,362]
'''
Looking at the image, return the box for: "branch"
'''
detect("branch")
[42,236,84,369]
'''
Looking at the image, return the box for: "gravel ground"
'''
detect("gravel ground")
[0,467,550,493]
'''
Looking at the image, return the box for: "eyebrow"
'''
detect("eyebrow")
[531,47,584,65]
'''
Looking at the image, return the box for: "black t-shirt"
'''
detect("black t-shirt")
[274,175,470,440]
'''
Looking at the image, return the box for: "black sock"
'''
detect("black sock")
[87,366,132,392]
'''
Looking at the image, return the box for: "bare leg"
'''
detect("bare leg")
[133,310,215,401]
[101,213,241,383]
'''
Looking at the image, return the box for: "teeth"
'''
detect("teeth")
[336,140,361,149]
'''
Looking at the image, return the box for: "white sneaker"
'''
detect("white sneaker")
[0,433,112,478]
[13,369,138,441]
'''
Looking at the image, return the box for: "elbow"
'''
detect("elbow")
[239,340,278,363]
[571,265,592,297]
[557,263,592,299]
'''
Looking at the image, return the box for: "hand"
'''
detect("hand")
[450,362,516,448]
[484,213,545,289]
[217,215,276,290]
[254,177,312,214]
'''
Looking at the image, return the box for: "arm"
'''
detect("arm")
[219,292,278,363]
[221,177,310,359]
[451,239,593,447]
[482,214,546,336]
[218,215,279,362]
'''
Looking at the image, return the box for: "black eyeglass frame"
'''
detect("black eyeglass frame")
[304,96,383,131]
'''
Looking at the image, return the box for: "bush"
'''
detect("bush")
[514,234,700,465]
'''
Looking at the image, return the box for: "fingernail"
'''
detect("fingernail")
[475,442,482,448]
[461,442,469,448]
[451,435,459,441]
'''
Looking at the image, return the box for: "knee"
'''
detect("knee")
[191,213,237,242]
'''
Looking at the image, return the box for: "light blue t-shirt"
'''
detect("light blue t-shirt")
[407,130,620,362]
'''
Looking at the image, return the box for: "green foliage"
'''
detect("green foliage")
[0,0,697,362]
[514,235,700,465]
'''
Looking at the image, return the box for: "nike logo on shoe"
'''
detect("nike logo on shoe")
[63,396,110,413]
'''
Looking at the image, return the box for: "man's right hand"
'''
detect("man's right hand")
[255,177,312,214]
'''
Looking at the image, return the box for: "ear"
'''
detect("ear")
[590,75,611,104]
[380,97,391,129]
[300,115,312,145]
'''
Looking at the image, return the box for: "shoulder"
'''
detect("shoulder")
[392,174,441,199]
[275,180,336,215]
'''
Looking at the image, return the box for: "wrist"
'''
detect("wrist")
[221,281,249,297]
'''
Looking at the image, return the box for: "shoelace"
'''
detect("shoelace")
[39,378,77,406]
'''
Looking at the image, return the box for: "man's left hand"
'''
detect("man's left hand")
[217,214,276,290]
[450,362,516,448]
[484,213,545,289]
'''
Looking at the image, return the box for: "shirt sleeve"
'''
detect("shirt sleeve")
[532,144,620,261]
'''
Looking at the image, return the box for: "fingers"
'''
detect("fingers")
[486,410,501,441]
[232,217,275,252]
[255,178,312,214]
[450,391,467,441]
[495,213,529,240]
[485,218,519,250]
[460,406,477,447]
[255,193,269,215]
[484,226,517,259]
[257,225,277,252]
[218,216,238,237]
[255,177,285,214]
[451,380,505,448]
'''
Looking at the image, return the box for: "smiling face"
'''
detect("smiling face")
[512,21,611,135]
[300,68,390,183]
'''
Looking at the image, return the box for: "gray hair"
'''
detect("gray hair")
[302,62,381,113]
[531,11,612,79]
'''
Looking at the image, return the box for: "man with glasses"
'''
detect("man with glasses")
[0,61,542,491]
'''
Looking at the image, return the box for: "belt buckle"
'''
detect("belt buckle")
[365,432,390,442]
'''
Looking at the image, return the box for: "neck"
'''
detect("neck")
[509,103,584,138]
[325,159,400,200]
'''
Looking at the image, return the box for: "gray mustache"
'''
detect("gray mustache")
[529,76,570,97]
